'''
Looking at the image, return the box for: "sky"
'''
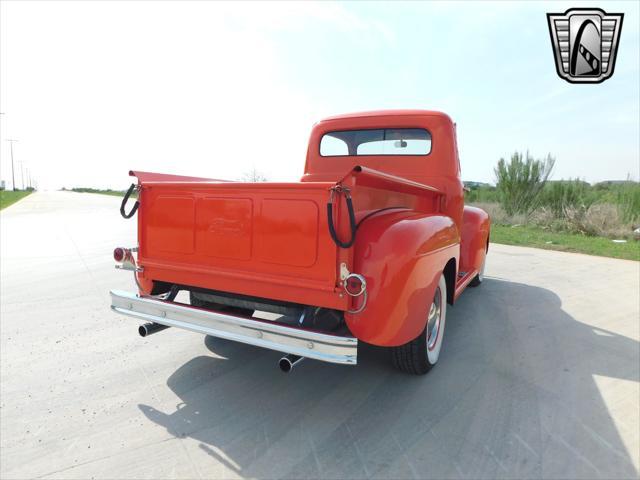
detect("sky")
[0,0,638,190]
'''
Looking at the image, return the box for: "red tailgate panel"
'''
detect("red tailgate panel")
[147,196,196,255]
[256,199,319,267]
[137,182,347,310]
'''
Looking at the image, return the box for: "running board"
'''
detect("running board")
[454,269,477,299]
[110,290,357,365]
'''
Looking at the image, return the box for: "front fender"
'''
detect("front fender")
[460,206,491,273]
[345,211,459,347]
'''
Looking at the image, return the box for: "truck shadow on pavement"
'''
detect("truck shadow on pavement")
[139,278,639,479]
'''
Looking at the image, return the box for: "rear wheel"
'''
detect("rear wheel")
[391,274,447,375]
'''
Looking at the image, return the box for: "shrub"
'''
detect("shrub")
[494,151,555,216]
[468,201,637,239]
[240,167,268,182]
[540,179,596,218]
[616,182,640,223]
[470,201,528,226]
[464,185,499,203]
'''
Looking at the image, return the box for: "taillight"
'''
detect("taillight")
[113,246,141,274]
[113,247,126,262]
[344,273,366,297]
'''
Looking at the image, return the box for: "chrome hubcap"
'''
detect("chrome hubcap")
[426,286,442,350]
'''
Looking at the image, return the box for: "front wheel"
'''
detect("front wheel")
[469,255,486,287]
[390,274,447,375]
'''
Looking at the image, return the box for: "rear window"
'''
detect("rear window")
[320,128,431,156]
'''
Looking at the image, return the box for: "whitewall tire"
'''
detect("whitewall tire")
[391,274,447,374]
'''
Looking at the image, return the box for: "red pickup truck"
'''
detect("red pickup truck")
[110,110,490,375]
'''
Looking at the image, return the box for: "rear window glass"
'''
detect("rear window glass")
[320,128,431,156]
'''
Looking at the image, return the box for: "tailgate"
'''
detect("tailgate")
[134,175,346,310]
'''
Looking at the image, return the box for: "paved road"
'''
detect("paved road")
[1,191,638,479]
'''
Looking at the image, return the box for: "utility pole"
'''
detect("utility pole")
[5,139,18,191]
[19,161,25,190]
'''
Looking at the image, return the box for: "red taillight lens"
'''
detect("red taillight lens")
[344,274,366,296]
[113,247,126,262]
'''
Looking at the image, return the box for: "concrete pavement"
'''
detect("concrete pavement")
[1,191,638,479]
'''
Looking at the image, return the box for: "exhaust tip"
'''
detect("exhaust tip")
[138,322,169,337]
[278,354,303,373]
[279,357,293,373]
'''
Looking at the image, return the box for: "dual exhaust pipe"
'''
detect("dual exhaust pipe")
[278,354,304,373]
[138,322,304,373]
[138,322,169,337]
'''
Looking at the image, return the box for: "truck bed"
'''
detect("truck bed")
[131,168,443,311]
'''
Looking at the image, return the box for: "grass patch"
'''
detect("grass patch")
[67,188,128,197]
[491,224,639,261]
[0,190,32,210]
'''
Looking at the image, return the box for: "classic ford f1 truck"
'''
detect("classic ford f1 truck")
[110,110,490,374]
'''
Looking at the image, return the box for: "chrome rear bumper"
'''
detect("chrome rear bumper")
[110,290,357,365]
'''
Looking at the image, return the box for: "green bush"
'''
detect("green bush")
[464,185,499,203]
[616,182,640,223]
[540,179,596,218]
[494,151,555,216]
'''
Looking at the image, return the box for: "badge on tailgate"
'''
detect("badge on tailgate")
[196,197,253,260]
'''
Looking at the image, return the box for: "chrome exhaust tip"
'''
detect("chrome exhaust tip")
[138,322,170,337]
[278,354,304,373]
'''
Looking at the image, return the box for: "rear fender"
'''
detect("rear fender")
[345,211,459,347]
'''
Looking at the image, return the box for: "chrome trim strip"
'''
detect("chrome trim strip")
[110,290,357,365]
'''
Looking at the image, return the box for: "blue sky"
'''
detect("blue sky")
[269,1,639,183]
[1,1,638,189]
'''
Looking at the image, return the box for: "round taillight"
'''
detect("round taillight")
[344,274,366,297]
[113,247,126,262]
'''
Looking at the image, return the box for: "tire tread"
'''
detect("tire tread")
[390,334,432,375]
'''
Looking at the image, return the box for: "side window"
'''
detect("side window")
[320,134,348,156]
[320,128,431,156]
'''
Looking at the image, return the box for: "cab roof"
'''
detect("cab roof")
[318,109,452,123]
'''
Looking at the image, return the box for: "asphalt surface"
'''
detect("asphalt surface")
[1,191,638,479]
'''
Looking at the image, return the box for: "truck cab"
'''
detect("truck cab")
[304,110,464,226]
[110,110,490,375]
